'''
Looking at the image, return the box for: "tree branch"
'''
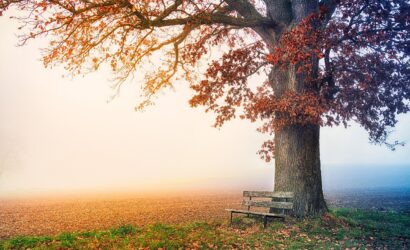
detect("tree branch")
[224,0,265,20]
[224,0,279,47]
[148,13,274,28]
[319,0,340,24]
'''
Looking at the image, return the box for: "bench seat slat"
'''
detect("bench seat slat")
[225,209,285,218]
[242,200,293,209]
[243,191,294,198]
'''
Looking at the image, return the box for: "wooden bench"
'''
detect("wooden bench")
[226,191,294,228]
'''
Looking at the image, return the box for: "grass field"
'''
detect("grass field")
[0,209,409,249]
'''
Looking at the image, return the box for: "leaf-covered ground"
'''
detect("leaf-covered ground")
[1,190,410,239]
[0,193,242,238]
[0,209,409,249]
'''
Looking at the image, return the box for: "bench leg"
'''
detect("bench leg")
[230,212,233,225]
[263,216,267,228]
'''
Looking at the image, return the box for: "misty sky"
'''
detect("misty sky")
[1,14,409,197]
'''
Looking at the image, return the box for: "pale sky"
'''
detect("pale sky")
[0,13,409,197]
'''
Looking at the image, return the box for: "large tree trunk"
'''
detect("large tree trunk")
[274,124,327,217]
[268,66,328,218]
[263,0,328,218]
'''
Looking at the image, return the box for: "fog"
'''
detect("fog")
[1,13,409,198]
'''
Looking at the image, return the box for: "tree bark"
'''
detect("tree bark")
[273,124,328,217]
[262,0,328,218]
[267,66,328,218]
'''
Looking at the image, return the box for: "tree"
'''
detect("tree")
[1,0,409,217]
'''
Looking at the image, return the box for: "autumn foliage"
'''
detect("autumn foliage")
[1,0,409,160]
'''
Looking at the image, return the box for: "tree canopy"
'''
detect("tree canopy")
[1,0,409,161]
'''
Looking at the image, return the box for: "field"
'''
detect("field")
[0,193,242,238]
[0,189,409,249]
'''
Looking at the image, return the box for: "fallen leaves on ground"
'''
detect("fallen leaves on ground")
[0,193,242,238]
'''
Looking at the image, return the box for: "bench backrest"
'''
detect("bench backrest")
[242,191,294,211]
